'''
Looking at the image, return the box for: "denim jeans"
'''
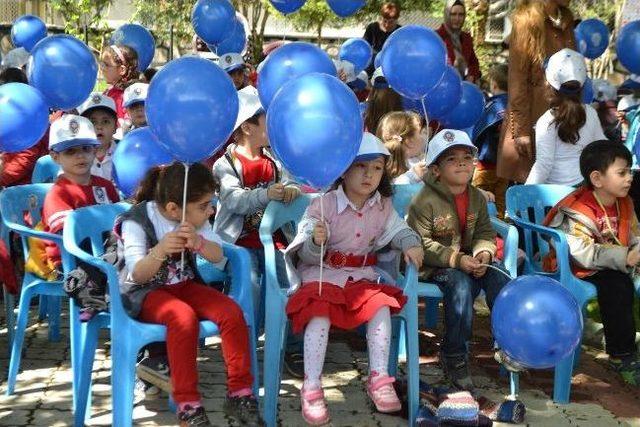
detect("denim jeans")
[431,264,509,358]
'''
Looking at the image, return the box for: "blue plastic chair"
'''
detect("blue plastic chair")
[0,184,80,397]
[63,203,259,427]
[31,154,61,184]
[506,184,596,404]
[260,195,420,427]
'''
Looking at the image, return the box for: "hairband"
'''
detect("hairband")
[110,45,126,63]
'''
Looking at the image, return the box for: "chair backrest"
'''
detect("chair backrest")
[506,184,574,267]
[31,155,61,184]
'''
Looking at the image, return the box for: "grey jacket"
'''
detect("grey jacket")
[212,143,297,244]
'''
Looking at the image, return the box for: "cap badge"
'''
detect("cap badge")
[225,55,232,64]
[91,94,102,104]
[69,119,80,135]
[134,87,142,95]
[443,131,455,143]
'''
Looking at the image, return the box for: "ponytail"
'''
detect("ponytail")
[133,165,164,203]
[550,82,586,145]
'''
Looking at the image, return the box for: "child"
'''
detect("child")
[220,52,250,90]
[364,69,403,132]
[472,63,509,217]
[284,133,424,425]
[77,93,118,182]
[376,110,427,184]
[526,49,606,186]
[407,129,509,392]
[116,162,264,425]
[123,82,149,132]
[42,115,120,276]
[100,44,139,121]
[543,140,639,386]
[212,86,303,375]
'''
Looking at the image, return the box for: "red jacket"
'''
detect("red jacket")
[436,24,481,83]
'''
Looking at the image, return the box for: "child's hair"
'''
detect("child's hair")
[0,67,28,84]
[232,113,262,143]
[487,63,508,92]
[364,87,403,132]
[134,162,218,206]
[142,67,158,83]
[103,44,139,86]
[331,158,393,198]
[376,111,423,179]
[549,81,586,145]
[579,139,632,187]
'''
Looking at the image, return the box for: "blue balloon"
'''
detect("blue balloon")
[192,0,235,45]
[28,35,97,110]
[269,0,306,14]
[381,25,447,100]
[425,65,463,120]
[439,82,485,129]
[492,275,583,369]
[327,0,365,17]
[373,49,385,69]
[112,127,174,197]
[401,96,424,116]
[267,73,362,188]
[110,24,156,71]
[0,83,49,153]
[212,17,247,55]
[258,42,336,109]
[11,15,47,52]
[339,38,372,74]
[582,78,594,104]
[617,20,640,74]
[146,57,239,163]
[575,19,610,60]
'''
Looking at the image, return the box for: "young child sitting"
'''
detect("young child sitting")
[543,140,640,386]
[284,133,423,425]
[77,93,118,182]
[123,82,149,133]
[42,115,120,278]
[407,129,510,392]
[377,110,428,184]
[116,162,264,425]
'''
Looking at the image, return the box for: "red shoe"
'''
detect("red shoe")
[300,387,330,426]
[366,374,401,413]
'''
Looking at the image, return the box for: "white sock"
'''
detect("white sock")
[303,316,331,390]
[366,306,391,377]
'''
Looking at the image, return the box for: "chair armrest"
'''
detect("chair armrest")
[490,217,518,278]
[222,242,255,324]
[3,219,62,244]
[400,263,418,299]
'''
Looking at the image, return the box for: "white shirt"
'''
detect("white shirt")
[121,201,223,285]
[526,105,606,186]
[392,156,424,185]
[91,142,116,182]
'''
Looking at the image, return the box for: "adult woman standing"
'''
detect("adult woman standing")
[497,0,575,183]
[436,0,482,83]
[363,2,401,76]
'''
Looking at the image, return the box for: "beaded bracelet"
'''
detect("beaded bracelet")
[149,247,168,262]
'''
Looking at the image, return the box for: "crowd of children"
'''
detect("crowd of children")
[1,32,640,427]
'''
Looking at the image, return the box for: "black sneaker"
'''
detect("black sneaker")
[284,352,305,378]
[136,355,171,393]
[178,405,212,427]
[441,354,475,392]
[223,395,265,426]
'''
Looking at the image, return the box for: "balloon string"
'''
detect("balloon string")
[480,263,512,280]
[420,97,429,122]
[318,194,324,297]
[180,162,190,280]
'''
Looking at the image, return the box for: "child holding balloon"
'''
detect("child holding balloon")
[117,162,264,426]
[100,44,139,122]
[543,140,640,387]
[377,110,428,184]
[77,93,119,182]
[284,133,423,425]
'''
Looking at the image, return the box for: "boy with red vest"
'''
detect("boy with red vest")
[543,140,639,386]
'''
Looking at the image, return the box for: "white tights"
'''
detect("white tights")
[302,306,392,390]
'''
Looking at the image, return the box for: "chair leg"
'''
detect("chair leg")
[3,286,16,354]
[111,342,138,427]
[509,372,520,400]
[424,298,439,329]
[38,294,47,321]
[6,287,35,395]
[47,295,61,342]
[388,318,402,377]
[404,291,420,426]
[73,319,100,426]
[552,351,576,404]
[263,310,286,427]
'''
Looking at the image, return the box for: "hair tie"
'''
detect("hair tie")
[110,45,126,63]
[391,135,403,143]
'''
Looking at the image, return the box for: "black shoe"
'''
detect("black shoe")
[441,354,475,392]
[224,395,265,426]
[136,355,170,393]
[284,352,305,379]
[178,405,212,427]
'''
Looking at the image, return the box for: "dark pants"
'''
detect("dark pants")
[432,264,510,357]
[583,269,638,358]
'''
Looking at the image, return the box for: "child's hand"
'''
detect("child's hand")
[267,183,285,201]
[282,186,300,204]
[627,246,640,267]
[313,221,328,246]
[156,230,186,256]
[473,251,491,278]
[403,246,424,267]
[459,254,480,274]
[177,222,200,250]
[412,161,427,179]
[480,189,495,203]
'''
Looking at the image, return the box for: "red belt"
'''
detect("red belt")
[324,251,377,268]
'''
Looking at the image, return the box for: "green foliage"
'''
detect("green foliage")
[49,0,112,48]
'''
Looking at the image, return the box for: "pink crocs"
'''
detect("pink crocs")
[300,387,330,426]
[366,374,401,413]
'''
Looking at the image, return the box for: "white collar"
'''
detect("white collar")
[335,184,382,214]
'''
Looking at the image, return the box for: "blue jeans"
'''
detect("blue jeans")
[431,264,509,358]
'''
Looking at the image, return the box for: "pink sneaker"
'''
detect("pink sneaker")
[300,387,330,426]
[366,374,401,413]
